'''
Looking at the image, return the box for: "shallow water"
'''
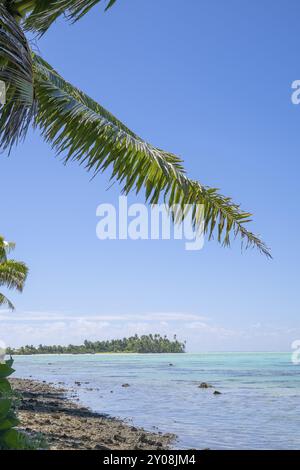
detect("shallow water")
[13,352,300,449]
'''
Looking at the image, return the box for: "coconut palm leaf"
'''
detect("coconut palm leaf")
[0,236,15,263]
[0,293,14,310]
[0,260,28,291]
[0,237,28,311]
[0,3,35,151]
[32,54,270,257]
[22,0,116,35]
[0,2,270,257]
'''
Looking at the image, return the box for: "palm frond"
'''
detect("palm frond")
[0,3,35,151]
[32,54,271,257]
[0,293,15,310]
[0,260,28,291]
[23,0,116,35]
[0,235,15,263]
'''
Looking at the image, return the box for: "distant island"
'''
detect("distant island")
[7,334,186,355]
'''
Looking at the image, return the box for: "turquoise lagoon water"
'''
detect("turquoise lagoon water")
[13,353,300,449]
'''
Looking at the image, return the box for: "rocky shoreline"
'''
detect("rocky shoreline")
[10,378,176,450]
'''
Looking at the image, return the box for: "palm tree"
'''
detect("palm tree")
[0,235,28,310]
[0,1,270,257]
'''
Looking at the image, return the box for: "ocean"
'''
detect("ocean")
[12,352,300,449]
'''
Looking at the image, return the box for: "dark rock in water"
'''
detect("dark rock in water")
[169,363,174,366]
[198,382,212,389]
[213,390,221,395]
[75,381,81,386]
[122,383,130,388]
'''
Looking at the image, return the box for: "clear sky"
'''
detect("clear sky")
[0,0,299,351]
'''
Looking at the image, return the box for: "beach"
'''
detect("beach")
[10,378,175,450]
[11,352,300,449]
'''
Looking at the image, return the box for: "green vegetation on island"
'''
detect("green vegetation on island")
[8,334,186,355]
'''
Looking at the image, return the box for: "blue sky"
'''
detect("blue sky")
[0,0,299,351]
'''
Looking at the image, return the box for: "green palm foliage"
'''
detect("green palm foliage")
[0,0,271,256]
[0,358,26,449]
[0,3,35,150]
[0,358,43,449]
[0,236,28,310]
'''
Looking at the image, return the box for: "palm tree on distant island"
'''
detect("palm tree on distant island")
[0,0,270,257]
[0,236,28,310]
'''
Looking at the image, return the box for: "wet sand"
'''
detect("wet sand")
[10,378,176,450]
